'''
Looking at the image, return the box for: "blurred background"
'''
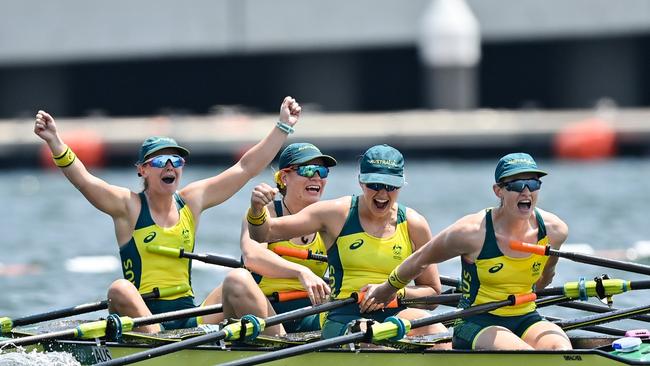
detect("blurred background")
[2,0,650,334]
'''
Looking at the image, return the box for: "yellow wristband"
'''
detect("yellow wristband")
[397,288,406,299]
[247,207,268,226]
[52,146,76,168]
[387,268,409,290]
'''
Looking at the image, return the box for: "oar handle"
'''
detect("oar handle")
[510,240,548,255]
[268,291,309,303]
[356,291,399,308]
[272,247,328,262]
[147,245,243,269]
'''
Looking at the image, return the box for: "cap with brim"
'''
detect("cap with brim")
[279,143,337,169]
[358,144,405,187]
[495,152,547,182]
[137,136,190,164]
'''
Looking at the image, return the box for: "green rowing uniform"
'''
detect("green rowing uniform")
[322,195,411,339]
[252,200,326,332]
[253,201,328,295]
[119,192,198,329]
[453,208,548,349]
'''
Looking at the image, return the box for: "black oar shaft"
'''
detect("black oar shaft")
[558,301,650,323]
[223,333,365,366]
[555,303,650,331]
[544,316,626,336]
[11,301,106,328]
[182,250,242,268]
[97,297,358,366]
[399,293,462,306]
[4,288,168,332]
[550,248,650,275]
[132,304,223,327]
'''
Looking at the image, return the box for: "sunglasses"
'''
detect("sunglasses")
[499,178,542,192]
[144,155,186,168]
[365,183,400,192]
[291,165,329,178]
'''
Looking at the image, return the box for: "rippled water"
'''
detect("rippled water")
[2,157,650,331]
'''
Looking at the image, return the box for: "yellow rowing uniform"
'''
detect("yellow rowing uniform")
[328,195,412,299]
[460,208,549,316]
[119,192,195,300]
[253,201,328,295]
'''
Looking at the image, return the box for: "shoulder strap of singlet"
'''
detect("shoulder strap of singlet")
[396,203,406,224]
[337,195,361,237]
[135,192,155,229]
[534,208,547,240]
[477,208,502,259]
[273,200,283,217]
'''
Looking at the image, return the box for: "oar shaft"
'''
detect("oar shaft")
[544,316,626,336]
[555,303,650,330]
[222,333,366,366]
[0,328,77,348]
[399,293,462,306]
[132,304,223,327]
[558,301,650,323]
[4,287,174,331]
[11,301,106,328]
[182,251,242,268]
[551,248,650,275]
[97,297,358,366]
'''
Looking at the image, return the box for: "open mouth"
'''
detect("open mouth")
[374,198,389,210]
[162,176,176,184]
[305,185,321,193]
[517,199,532,210]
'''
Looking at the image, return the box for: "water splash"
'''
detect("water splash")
[0,348,79,366]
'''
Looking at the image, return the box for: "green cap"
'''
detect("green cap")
[278,143,337,169]
[137,136,190,164]
[358,144,405,187]
[495,152,547,182]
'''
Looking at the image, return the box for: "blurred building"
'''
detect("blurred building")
[1,0,649,118]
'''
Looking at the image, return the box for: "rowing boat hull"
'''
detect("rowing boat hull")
[43,339,650,365]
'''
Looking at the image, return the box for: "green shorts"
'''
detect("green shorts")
[145,296,198,330]
[272,298,321,333]
[321,302,405,339]
[452,310,543,350]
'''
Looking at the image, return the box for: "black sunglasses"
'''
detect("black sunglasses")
[365,183,400,192]
[499,178,542,192]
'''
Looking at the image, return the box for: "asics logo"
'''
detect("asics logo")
[144,232,157,243]
[488,263,504,273]
[349,239,364,250]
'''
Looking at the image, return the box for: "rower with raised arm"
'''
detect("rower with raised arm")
[247,144,448,342]
[33,96,302,333]
[362,152,573,350]
[219,143,336,335]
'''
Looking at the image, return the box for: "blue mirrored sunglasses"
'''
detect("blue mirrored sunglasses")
[499,178,542,192]
[365,183,399,192]
[145,155,185,168]
[293,165,329,178]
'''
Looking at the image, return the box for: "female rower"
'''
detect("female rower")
[33,96,302,332]
[247,144,448,340]
[220,143,336,335]
[362,152,572,350]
